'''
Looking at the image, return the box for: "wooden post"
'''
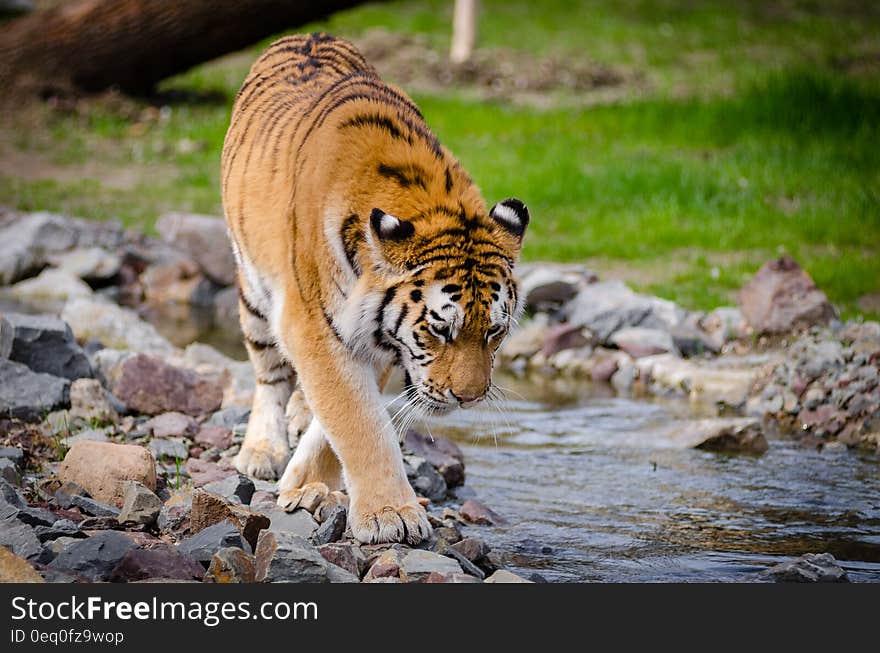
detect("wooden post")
[450,0,479,65]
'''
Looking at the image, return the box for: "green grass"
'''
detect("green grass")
[1,0,878,319]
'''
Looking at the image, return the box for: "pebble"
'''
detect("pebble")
[48,531,138,581]
[178,520,251,565]
[117,481,162,525]
[763,553,849,583]
[460,499,507,526]
[254,531,329,583]
[204,547,257,583]
[310,506,347,545]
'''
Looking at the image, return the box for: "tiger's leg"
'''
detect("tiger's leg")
[234,283,293,479]
[276,306,431,545]
[276,361,389,513]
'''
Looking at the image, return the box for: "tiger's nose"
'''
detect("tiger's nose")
[449,390,485,407]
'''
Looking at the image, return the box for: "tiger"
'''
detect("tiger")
[221,33,529,545]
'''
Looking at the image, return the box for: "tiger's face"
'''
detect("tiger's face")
[367,198,530,413]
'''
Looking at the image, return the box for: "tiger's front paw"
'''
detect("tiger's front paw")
[349,499,432,545]
[234,441,289,480]
[277,482,330,513]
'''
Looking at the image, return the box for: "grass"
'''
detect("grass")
[1,0,878,319]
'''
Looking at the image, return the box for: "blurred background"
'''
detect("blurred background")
[1,0,878,320]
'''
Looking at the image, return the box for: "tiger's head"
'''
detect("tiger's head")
[365,198,530,413]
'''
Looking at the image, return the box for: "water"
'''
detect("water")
[418,376,880,583]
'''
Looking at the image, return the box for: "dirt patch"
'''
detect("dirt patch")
[354,29,643,107]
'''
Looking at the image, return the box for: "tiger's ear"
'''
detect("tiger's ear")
[370,208,414,241]
[490,199,529,239]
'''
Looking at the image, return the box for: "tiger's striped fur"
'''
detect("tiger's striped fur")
[221,33,529,544]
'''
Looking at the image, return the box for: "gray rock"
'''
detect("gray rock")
[157,490,193,533]
[0,1,35,18]
[0,315,11,359]
[48,531,138,581]
[143,411,199,438]
[566,280,685,344]
[0,359,70,420]
[404,455,447,501]
[178,520,251,565]
[203,474,255,505]
[204,547,257,583]
[611,326,677,359]
[63,427,111,447]
[69,495,120,518]
[148,437,189,461]
[207,407,250,430]
[0,517,50,562]
[400,549,463,582]
[439,545,485,579]
[156,213,237,286]
[318,543,366,578]
[49,246,121,282]
[265,508,319,538]
[117,481,162,525]
[311,506,347,545]
[254,530,329,583]
[0,211,78,285]
[404,429,465,487]
[54,481,88,509]
[326,564,360,583]
[33,520,84,543]
[0,478,56,527]
[764,553,849,583]
[62,298,176,356]
[2,313,92,380]
[484,569,533,583]
[109,546,205,583]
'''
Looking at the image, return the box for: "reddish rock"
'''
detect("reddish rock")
[195,425,233,450]
[541,324,591,357]
[404,430,465,487]
[0,547,44,583]
[204,547,257,583]
[58,441,157,507]
[738,256,837,334]
[423,571,482,583]
[109,545,204,582]
[156,213,237,286]
[318,543,366,578]
[190,490,269,549]
[186,458,236,487]
[460,499,507,526]
[450,537,490,562]
[113,354,223,416]
[590,355,619,382]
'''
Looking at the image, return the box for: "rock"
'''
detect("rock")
[764,553,849,583]
[203,474,255,505]
[54,481,88,509]
[6,269,94,310]
[68,378,118,424]
[190,490,269,549]
[318,543,366,578]
[516,263,598,314]
[460,499,506,525]
[2,312,92,380]
[0,1,35,18]
[566,280,685,344]
[541,324,593,357]
[589,351,621,382]
[450,537,490,563]
[156,213,237,286]
[738,256,836,334]
[204,547,257,583]
[610,358,637,393]
[484,569,533,583]
[186,458,237,487]
[0,315,11,358]
[63,426,112,447]
[207,407,250,430]
[424,571,482,583]
[498,317,549,361]
[113,354,223,416]
[0,458,18,485]
[33,520,83,543]
[400,549,463,582]
[0,446,24,468]
[254,530,329,583]
[49,246,121,282]
[611,326,676,359]
[264,508,319,538]
[195,425,233,450]
[117,481,162,525]
[143,411,199,438]
[363,548,405,581]
[0,359,70,420]
[636,353,760,408]
[62,297,176,355]
[58,440,157,507]
[0,546,44,582]
[311,506,347,545]
[439,545,485,579]
[69,495,120,517]
[148,437,189,461]
[404,430,465,487]
[326,563,360,583]
[178,520,252,565]
[213,286,240,326]
[48,531,138,581]
[157,490,193,533]
[0,211,78,285]
[404,455,447,501]
[657,417,768,453]
[671,322,720,357]
[0,518,48,562]
[110,545,205,582]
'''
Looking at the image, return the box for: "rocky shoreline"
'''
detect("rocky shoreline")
[0,207,875,583]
